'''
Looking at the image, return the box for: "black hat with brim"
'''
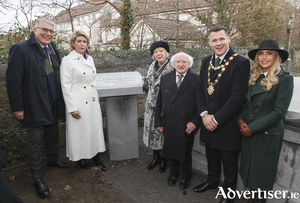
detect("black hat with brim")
[248,39,289,63]
[150,41,170,56]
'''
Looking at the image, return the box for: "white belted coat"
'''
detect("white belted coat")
[60,50,105,161]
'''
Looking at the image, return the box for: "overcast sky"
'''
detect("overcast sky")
[0,0,60,32]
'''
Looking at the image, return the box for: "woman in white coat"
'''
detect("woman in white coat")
[60,30,106,170]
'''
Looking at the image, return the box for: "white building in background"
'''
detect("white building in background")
[52,0,211,50]
[53,1,121,49]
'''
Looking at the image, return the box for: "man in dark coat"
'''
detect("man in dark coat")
[193,25,250,203]
[6,18,70,198]
[0,140,24,202]
[155,52,201,189]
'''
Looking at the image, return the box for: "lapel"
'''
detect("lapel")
[69,50,94,69]
[172,69,195,101]
[245,76,277,106]
[168,70,178,94]
[211,47,235,80]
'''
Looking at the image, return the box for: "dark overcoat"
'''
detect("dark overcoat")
[6,32,61,127]
[196,47,250,151]
[239,70,294,190]
[155,69,201,161]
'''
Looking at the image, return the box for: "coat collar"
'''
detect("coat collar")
[29,31,52,48]
[69,50,94,68]
[169,69,196,100]
[211,47,236,80]
[245,69,286,105]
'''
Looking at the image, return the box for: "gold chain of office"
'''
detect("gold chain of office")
[207,53,238,95]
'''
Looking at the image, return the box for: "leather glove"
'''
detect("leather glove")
[238,119,246,129]
[238,119,252,137]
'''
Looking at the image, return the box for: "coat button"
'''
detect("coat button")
[265,131,268,134]
[210,102,213,106]
[78,58,80,60]
[165,90,168,93]
[84,86,86,89]
[258,103,261,106]
[93,71,95,73]
[92,85,93,87]
[171,103,174,105]
[183,104,186,107]
[251,114,253,116]
[86,102,88,104]
[83,72,85,74]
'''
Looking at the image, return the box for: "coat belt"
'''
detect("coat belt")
[72,83,97,101]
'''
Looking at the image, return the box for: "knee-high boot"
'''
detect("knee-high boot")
[147,150,161,170]
[92,153,107,171]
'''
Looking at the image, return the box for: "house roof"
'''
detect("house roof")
[103,17,201,47]
[53,0,210,24]
[100,19,121,28]
[134,0,210,16]
[102,37,121,45]
[139,17,201,41]
[53,2,122,24]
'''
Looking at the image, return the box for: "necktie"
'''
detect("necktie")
[43,47,51,62]
[177,74,184,88]
[215,57,221,67]
[252,74,265,90]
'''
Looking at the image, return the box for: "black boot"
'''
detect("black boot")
[159,158,168,173]
[147,150,161,170]
[77,159,90,169]
[92,153,107,171]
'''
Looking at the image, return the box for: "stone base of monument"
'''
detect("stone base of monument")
[96,71,144,161]
[105,95,139,160]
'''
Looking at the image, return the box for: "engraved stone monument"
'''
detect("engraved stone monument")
[96,71,144,161]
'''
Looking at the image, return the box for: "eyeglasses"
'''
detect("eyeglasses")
[175,60,189,64]
[36,27,55,34]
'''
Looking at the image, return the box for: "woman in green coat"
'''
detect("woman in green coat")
[238,40,294,203]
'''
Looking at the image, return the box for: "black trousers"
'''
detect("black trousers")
[27,101,59,182]
[169,152,193,179]
[205,143,238,192]
[169,132,195,179]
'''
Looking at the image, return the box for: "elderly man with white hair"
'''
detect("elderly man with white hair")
[155,52,201,189]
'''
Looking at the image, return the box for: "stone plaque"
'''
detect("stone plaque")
[96,71,144,97]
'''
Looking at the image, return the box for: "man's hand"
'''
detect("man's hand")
[238,119,252,137]
[14,111,24,120]
[156,127,164,132]
[186,122,196,134]
[202,114,217,132]
[71,111,81,119]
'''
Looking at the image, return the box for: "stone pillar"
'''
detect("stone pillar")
[106,95,139,160]
[96,71,144,161]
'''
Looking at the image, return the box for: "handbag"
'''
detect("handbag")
[142,77,149,94]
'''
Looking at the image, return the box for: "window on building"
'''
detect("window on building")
[106,29,112,37]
